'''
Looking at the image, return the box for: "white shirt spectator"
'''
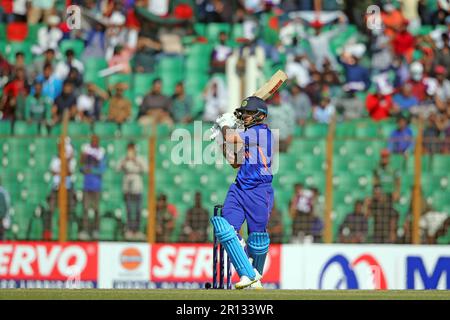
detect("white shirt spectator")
[313,103,336,124]
[286,57,311,88]
[202,77,228,122]
[35,25,63,54]
[77,94,95,114]
[54,59,84,80]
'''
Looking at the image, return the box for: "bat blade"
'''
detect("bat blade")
[253,70,288,100]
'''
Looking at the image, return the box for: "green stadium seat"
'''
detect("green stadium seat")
[84,57,108,73]
[93,122,119,137]
[206,23,231,42]
[134,73,158,97]
[68,122,91,137]
[0,120,11,135]
[0,23,5,41]
[304,123,328,138]
[335,122,356,138]
[290,139,325,156]
[158,56,184,72]
[348,155,377,173]
[13,121,39,135]
[59,39,85,58]
[108,73,132,87]
[432,155,450,175]
[336,140,367,157]
[185,55,210,72]
[431,191,450,211]
[193,23,206,36]
[333,156,351,172]
[26,24,45,44]
[354,124,378,138]
[5,41,32,63]
[297,155,325,172]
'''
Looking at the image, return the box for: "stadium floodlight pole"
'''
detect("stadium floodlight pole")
[58,109,69,242]
[412,116,424,245]
[324,115,336,244]
[147,120,157,244]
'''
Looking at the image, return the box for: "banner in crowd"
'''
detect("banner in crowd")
[281,244,450,290]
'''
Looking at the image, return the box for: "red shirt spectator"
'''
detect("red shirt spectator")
[366,93,393,121]
[407,79,427,102]
[392,25,415,61]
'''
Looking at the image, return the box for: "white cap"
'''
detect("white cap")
[109,11,126,26]
[410,61,424,81]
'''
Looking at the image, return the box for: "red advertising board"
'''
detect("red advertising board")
[0,242,98,281]
[150,243,281,284]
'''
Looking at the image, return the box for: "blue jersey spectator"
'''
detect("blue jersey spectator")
[35,63,62,101]
[389,115,414,154]
[393,83,419,112]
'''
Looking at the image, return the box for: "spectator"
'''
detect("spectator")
[335,91,364,120]
[24,81,52,132]
[290,184,317,243]
[0,178,11,241]
[33,15,63,55]
[388,114,414,154]
[55,49,85,81]
[338,51,371,93]
[373,149,401,203]
[434,34,450,74]
[79,135,107,240]
[267,202,284,244]
[407,61,427,102]
[434,65,450,103]
[0,67,28,120]
[381,2,407,38]
[35,63,63,102]
[30,48,56,80]
[313,96,336,124]
[392,21,415,62]
[267,92,295,153]
[171,82,193,123]
[365,85,394,121]
[202,76,227,122]
[52,81,77,123]
[77,83,109,123]
[108,45,133,74]
[210,31,232,74]
[285,53,312,88]
[45,138,77,241]
[283,83,312,125]
[138,78,173,126]
[156,194,177,243]
[339,200,368,243]
[134,20,162,73]
[366,185,399,244]
[27,0,56,24]
[423,112,443,154]
[181,192,210,243]
[82,21,107,60]
[65,67,83,96]
[117,142,147,241]
[392,83,419,114]
[12,52,31,79]
[108,82,132,124]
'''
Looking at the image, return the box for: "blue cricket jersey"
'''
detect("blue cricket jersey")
[236,123,274,189]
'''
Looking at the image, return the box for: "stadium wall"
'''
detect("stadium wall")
[0,242,448,290]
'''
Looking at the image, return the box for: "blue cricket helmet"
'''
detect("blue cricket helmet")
[236,96,268,114]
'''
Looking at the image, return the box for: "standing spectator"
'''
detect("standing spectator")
[373,149,401,203]
[0,178,11,241]
[171,82,193,123]
[267,202,284,244]
[339,200,368,243]
[407,61,427,102]
[338,51,371,92]
[210,31,232,74]
[52,81,77,123]
[117,142,147,241]
[181,192,210,243]
[108,82,132,124]
[202,76,227,122]
[284,83,312,125]
[24,81,52,132]
[388,114,414,154]
[285,53,312,89]
[392,21,415,62]
[79,135,107,240]
[134,20,162,73]
[365,86,394,121]
[0,67,28,120]
[35,63,62,102]
[82,22,107,60]
[366,185,399,243]
[335,91,365,120]
[46,138,77,241]
[76,82,109,123]
[381,2,407,38]
[27,0,56,24]
[138,78,173,125]
[267,92,295,153]
[313,96,336,124]
[54,49,85,81]
[156,194,177,243]
[392,83,419,114]
[33,15,63,55]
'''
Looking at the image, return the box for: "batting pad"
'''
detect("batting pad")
[211,216,256,280]
[247,232,270,275]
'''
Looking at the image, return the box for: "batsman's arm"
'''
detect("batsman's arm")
[222,143,241,169]
[221,125,243,145]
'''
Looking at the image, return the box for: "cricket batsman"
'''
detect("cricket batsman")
[211,96,274,289]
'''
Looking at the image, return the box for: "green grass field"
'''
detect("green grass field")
[1,289,449,300]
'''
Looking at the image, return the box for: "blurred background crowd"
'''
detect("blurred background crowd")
[0,0,449,244]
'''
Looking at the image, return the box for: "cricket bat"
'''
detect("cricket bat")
[252,70,288,100]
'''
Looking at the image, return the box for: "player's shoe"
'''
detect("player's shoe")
[235,269,262,290]
[249,280,264,290]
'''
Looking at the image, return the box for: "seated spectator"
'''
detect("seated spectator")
[267,202,284,244]
[373,149,401,202]
[12,52,32,79]
[52,81,77,123]
[55,49,85,81]
[338,51,370,93]
[284,83,312,125]
[392,83,419,113]
[79,135,107,241]
[313,96,335,124]
[0,178,11,241]
[388,114,414,154]
[138,78,173,125]
[407,61,427,102]
[0,67,28,120]
[434,34,450,74]
[117,142,147,241]
[134,20,162,73]
[35,63,63,102]
[181,192,210,243]
[25,81,52,132]
[108,82,132,124]
[267,92,295,153]
[290,184,319,243]
[65,67,84,96]
[210,31,232,74]
[335,91,364,120]
[381,3,407,38]
[202,76,227,122]
[77,83,109,123]
[366,85,394,121]
[285,53,312,88]
[423,112,443,154]
[392,21,415,62]
[45,138,77,241]
[108,45,132,74]
[156,194,177,243]
[171,82,193,123]
[27,0,55,24]
[30,48,56,80]
[82,22,107,60]
[339,200,368,244]
[33,15,63,55]
[366,185,399,244]
[434,65,450,103]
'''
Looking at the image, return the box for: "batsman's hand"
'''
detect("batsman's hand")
[215,112,237,129]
